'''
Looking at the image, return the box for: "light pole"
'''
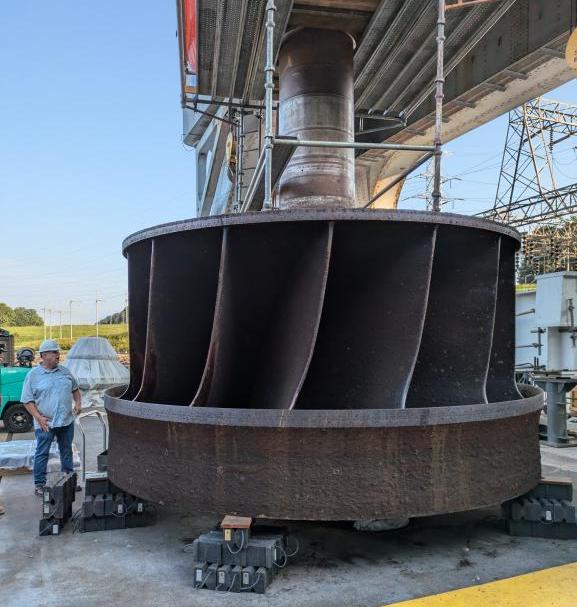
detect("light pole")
[95,294,102,337]
[42,307,47,341]
[48,309,53,339]
[58,310,63,340]
[69,300,79,340]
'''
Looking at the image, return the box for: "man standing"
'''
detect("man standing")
[21,339,81,495]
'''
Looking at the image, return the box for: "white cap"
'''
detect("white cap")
[39,339,60,353]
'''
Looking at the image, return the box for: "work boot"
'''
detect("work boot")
[34,485,45,497]
[0,501,5,515]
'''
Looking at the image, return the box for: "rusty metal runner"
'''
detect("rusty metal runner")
[107,209,543,520]
[106,386,542,520]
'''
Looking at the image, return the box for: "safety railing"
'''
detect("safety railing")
[75,410,107,482]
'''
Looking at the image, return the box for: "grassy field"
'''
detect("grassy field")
[6,324,129,353]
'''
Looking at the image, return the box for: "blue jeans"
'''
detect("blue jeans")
[33,422,75,486]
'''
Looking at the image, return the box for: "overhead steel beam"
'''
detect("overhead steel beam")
[404,0,519,119]
[353,0,405,81]
[228,0,250,100]
[378,4,491,113]
[356,0,437,109]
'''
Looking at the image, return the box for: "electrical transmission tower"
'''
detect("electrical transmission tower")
[414,156,463,210]
[480,98,577,228]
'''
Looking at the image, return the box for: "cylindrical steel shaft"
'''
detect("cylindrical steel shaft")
[277,28,355,209]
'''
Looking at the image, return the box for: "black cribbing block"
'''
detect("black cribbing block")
[193,532,224,564]
[204,564,218,591]
[77,515,125,533]
[216,565,232,591]
[508,519,577,539]
[221,542,248,567]
[563,500,577,524]
[103,493,114,516]
[105,515,126,531]
[44,472,75,499]
[78,516,107,533]
[82,495,94,518]
[240,566,256,590]
[245,537,281,568]
[84,472,120,496]
[525,477,573,501]
[85,473,110,496]
[51,493,72,520]
[97,449,108,472]
[39,517,62,536]
[193,563,207,588]
[229,565,242,592]
[507,497,577,524]
[125,510,156,528]
[113,493,126,516]
[42,472,76,521]
[253,567,272,594]
[93,494,105,517]
[525,498,542,521]
[221,535,283,568]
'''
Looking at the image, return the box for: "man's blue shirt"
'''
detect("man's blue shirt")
[21,364,79,429]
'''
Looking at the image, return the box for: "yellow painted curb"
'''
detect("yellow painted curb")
[385,562,577,607]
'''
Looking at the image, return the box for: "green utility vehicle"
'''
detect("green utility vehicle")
[0,366,33,432]
[0,343,35,433]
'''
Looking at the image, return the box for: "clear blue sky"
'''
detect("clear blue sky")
[400,79,577,214]
[1,2,195,324]
[1,3,576,325]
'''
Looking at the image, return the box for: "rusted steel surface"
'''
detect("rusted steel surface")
[107,209,543,520]
[121,209,521,249]
[406,227,501,408]
[487,236,523,402]
[192,221,333,409]
[123,240,151,400]
[106,386,543,520]
[138,230,222,405]
[278,28,356,209]
[296,221,436,410]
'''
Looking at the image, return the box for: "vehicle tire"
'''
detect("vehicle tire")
[2,403,34,433]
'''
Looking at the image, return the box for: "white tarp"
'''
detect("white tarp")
[0,439,81,471]
[63,337,129,408]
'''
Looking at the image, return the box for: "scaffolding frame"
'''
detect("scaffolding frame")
[183,0,449,213]
[248,0,446,211]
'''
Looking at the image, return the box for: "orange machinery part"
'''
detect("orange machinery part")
[183,0,197,74]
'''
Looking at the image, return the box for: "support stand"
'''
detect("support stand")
[534,376,577,447]
[504,477,577,539]
[191,517,297,593]
[38,472,77,536]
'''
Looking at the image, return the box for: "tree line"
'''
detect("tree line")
[0,303,43,327]
[98,307,127,325]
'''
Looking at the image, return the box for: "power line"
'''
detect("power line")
[479,97,577,227]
